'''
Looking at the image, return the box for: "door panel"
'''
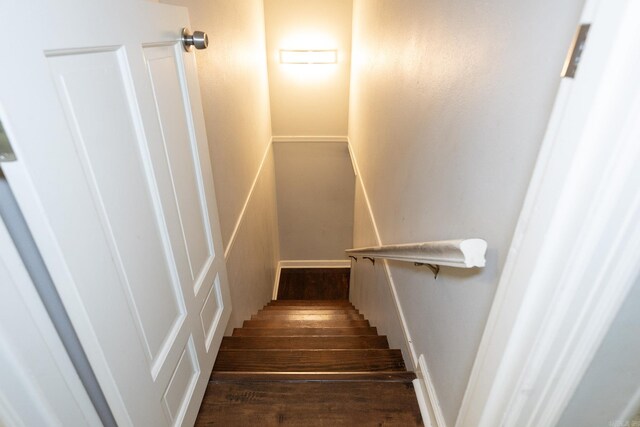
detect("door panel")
[48,48,187,368]
[0,1,232,425]
[200,274,224,351]
[162,337,199,425]
[143,43,216,293]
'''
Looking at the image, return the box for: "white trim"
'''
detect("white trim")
[413,379,434,427]
[271,135,348,143]
[456,0,640,425]
[271,261,282,300]
[346,139,358,176]
[347,137,418,370]
[346,239,488,268]
[618,385,640,425]
[278,259,352,268]
[223,138,273,260]
[414,354,447,427]
[271,260,353,300]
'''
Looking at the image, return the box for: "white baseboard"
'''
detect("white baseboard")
[279,259,352,268]
[271,260,353,300]
[271,262,282,300]
[271,135,348,143]
[414,354,447,427]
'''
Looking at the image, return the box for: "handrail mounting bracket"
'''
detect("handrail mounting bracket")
[415,262,440,279]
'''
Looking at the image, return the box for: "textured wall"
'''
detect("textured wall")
[224,149,280,332]
[264,0,352,136]
[273,141,354,260]
[348,0,584,424]
[349,181,411,365]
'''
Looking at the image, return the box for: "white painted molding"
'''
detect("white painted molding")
[271,135,348,143]
[224,138,273,260]
[279,259,352,268]
[414,354,447,427]
[271,260,353,300]
[347,137,419,370]
[413,379,434,427]
[346,139,358,177]
[346,239,487,268]
[271,261,282,300]
[456,0,640,425]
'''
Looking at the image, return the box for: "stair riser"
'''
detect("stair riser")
[243,320,370,328]
[232,327,379,336]
[252,314,365,321]
[220,336,389,350]
[213,349,406,372]
[268,300,354,306]
[260,308,360,314]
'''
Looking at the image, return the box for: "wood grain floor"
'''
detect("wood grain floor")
[197,381,423,426]
[195,298,423,426]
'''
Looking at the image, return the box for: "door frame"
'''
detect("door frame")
[456,0,640,425]
[0,174,102,426]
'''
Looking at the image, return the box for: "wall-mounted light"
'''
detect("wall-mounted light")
[279,49,338,64]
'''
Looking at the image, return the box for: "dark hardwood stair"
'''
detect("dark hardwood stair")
[243,319,371,328]
[196,381,423,426]
[195,299,423,426]
[220,335,389,350]
[232,326,379,336]
[214,349,406,372]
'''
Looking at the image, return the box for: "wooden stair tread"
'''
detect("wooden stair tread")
[259,309,360,316]
[220,335,389,350]
[195,381,423,426]
[252,313,365,321]
[213,349,406,372]
[232,327,379,336]
[210,371,416,382]
[243,319,370,328]
[199,296,422,425]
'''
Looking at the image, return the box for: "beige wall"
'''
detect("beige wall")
[274,141,354,260]
[160,0,279,328]
[349,182,410,363]
[348,0,584,424]
[264,0,352,136]
[224,149,280,332]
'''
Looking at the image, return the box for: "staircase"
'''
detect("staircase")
[195,299,424,426]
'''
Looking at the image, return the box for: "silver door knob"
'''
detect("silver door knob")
[181,28,208,51]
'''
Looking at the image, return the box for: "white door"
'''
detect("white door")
[0,1,231,426]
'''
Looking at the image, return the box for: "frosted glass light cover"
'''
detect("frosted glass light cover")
[279,49,338,64]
